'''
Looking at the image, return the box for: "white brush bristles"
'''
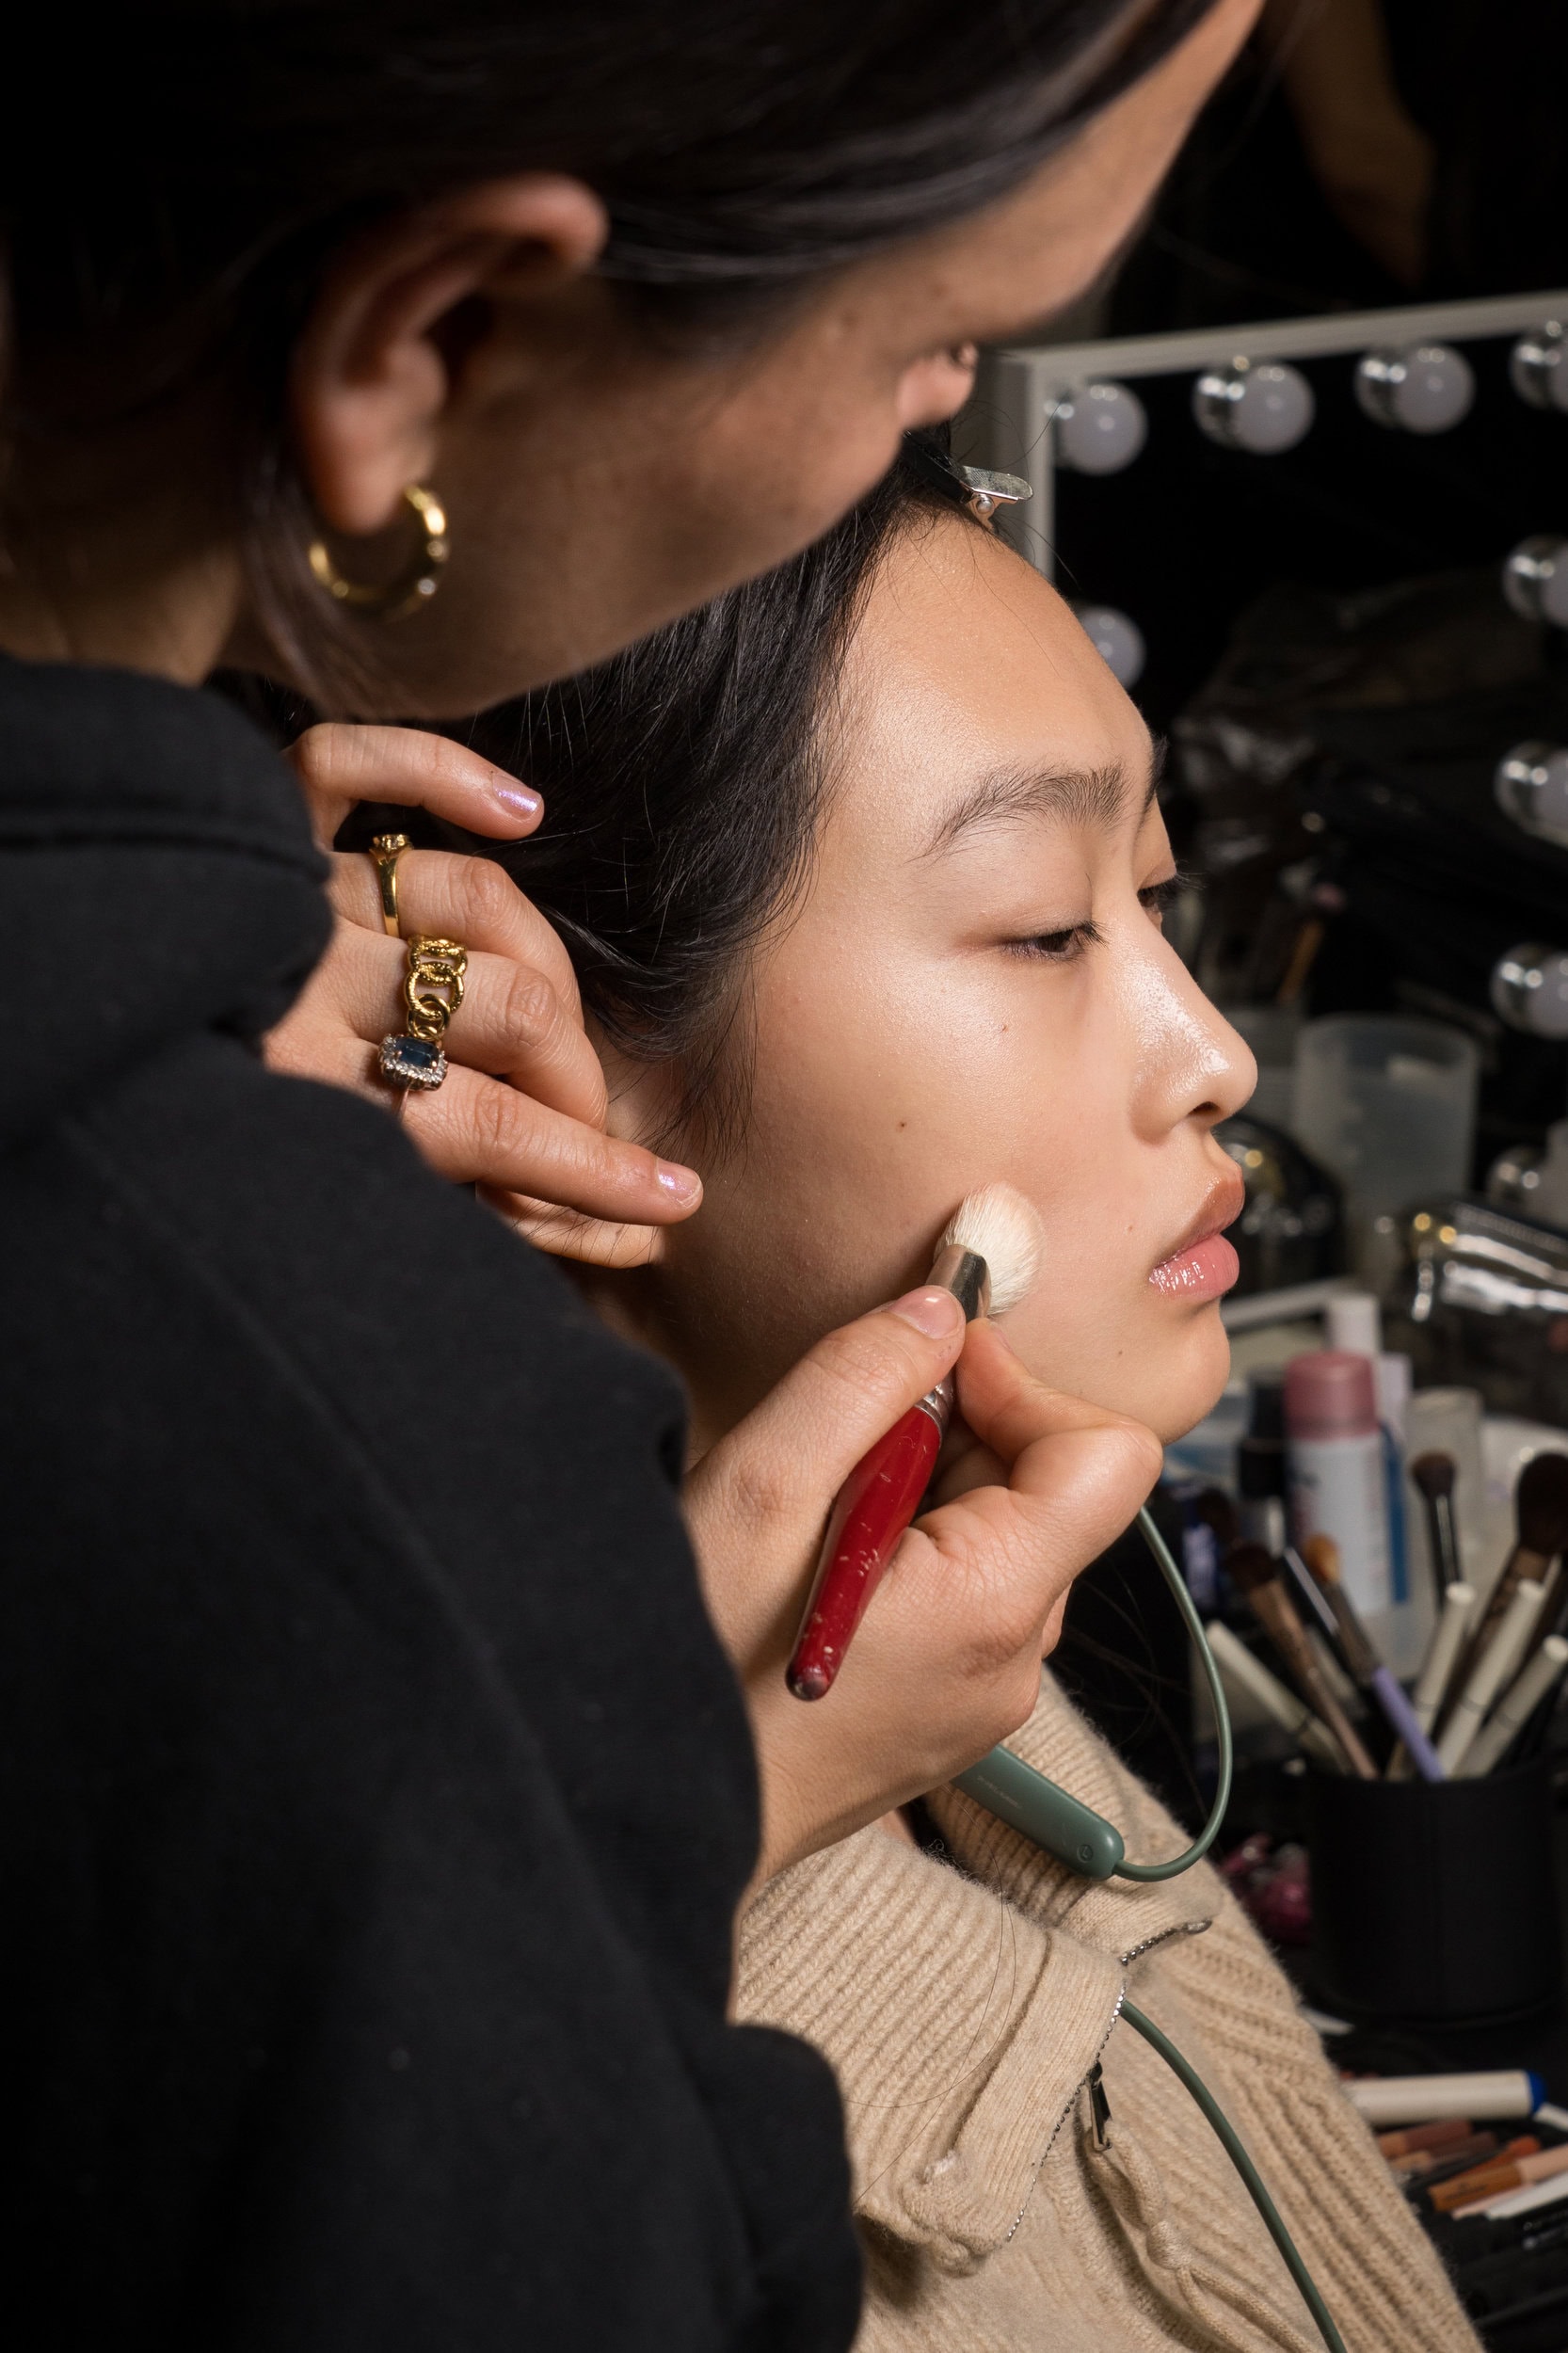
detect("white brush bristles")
[938,1183,1044,1316]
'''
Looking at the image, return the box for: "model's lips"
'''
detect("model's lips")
[1148,1171,1246,1303]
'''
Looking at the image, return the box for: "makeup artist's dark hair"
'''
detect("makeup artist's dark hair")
[422,439,972,1147]
[2,0,1213,689]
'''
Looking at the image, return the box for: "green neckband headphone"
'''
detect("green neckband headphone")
[958,1506,1348,2353]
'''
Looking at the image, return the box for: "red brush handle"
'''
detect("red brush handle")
[787,1404,943,1701]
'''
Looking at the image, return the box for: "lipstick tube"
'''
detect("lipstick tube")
[787,1244,986,1702]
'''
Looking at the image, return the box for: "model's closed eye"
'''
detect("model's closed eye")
[1003,917,1103,964]
[1139,874,1185,928]
[1001,871,1184,963]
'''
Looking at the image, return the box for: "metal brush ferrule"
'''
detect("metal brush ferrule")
[913,1245,990,1436]
[927,1244,990,1321]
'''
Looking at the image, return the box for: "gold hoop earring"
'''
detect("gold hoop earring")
[308,485,449,623]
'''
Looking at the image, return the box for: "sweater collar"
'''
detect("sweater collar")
[739,1824,1125,2270]
[736,1679,1221,2270]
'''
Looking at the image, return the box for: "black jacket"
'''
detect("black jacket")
[0,657,858,2351]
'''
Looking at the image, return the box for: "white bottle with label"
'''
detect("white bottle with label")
[1321,1293,1429,1674]
[1285,1350,1391,1621]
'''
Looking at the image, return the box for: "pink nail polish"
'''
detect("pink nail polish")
[888,1287,964,1339]
[493,782,542,824]
[655,1160,702,1205]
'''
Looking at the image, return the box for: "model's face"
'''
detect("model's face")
[347,0,1262,712]
[615,519,1255,1449]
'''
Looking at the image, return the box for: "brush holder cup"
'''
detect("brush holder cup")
[1305,1761,1562,2026]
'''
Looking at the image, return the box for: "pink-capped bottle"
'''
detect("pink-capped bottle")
[1285,1350,1392,1618]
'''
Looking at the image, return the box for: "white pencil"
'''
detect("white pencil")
[1436,1579,1548,1773]
[1412,1580,1476,1733]
[1458,1635,1568,1778]
[1390,1578,1480,1779]
[1474,2170,1568,2224]
[1205,1620,1344,1772]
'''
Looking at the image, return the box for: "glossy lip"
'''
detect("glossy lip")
[1148,1168,1246,1300]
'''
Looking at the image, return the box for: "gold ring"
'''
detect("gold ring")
[377,934,469,1093]
[368,832,410,937]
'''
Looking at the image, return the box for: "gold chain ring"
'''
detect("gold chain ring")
[402,936,468,1041]
[376,935,469,1095]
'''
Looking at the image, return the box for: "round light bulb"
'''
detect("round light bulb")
[1073,604,1145,686]
[1503,536,1568,630]
[1511,322,1568,415]
[1496,742,1568,845]
[1192,359,1315,454]
[1354,343,1476,435]
[1491,943,1568,1039]
[1049,379,1147,475]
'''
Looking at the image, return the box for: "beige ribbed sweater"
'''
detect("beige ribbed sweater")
[739,1674,1480,2353]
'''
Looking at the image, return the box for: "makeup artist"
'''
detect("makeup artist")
[0,2,1258,2345]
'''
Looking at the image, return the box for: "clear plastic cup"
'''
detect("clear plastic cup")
[1291,1015,1480,1222]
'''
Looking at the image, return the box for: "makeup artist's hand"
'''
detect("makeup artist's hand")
[264,725,700,1266]
[684,1293,1161,1887]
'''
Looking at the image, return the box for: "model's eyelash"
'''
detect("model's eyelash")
[1005,874,1191,962]
[1140,874,1187,921]
[1005,919,1103,964]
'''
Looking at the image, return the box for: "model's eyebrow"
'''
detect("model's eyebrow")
[921,736,1166,859]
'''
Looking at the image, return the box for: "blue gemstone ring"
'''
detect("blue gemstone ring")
[377,1032,448,1090]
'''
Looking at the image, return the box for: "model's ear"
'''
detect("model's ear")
[290,175,608,536]
[598,1036,686,1157]
[482,1033,691,1273]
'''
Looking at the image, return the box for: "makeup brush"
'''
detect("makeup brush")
[1293,1539,1446,1780]
[1436,1578,1549,1774]
[1226,1544,1378,1777]
[1409,1450,1464,1590]
[1203,1619,1346,1771]
[1453,1452,1568,1693]
[787,1184,1044,1702]
[1412,1579,1476,1733]
[1458,1636,1568,1779]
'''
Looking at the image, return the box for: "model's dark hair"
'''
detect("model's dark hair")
[390,443,968,1145]
[3,1,1209,695]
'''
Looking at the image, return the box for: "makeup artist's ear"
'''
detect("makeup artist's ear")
[290,176,610,536]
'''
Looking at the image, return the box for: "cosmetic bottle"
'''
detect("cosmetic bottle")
[1286,1351,1392,1623]
[1237,1369,1288,1558]
[1324,1291,1413,1607]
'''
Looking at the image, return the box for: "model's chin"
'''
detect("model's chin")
[1005,1292,1233,1446]
[1137,1307,1234,1449]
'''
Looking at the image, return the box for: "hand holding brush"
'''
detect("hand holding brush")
[1226,1544,1378,1777]
[787,1185,1042,1701]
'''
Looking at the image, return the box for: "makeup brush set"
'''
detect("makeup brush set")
[1202,1415,1568,1790]
[1197,1431,1568,2031]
